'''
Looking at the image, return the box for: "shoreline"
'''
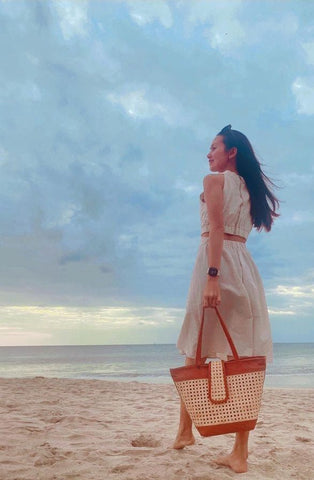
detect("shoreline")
[1,374,314,386]
[1,375,313,389]
[1,378,313,479]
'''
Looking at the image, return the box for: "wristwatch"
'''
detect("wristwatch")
[207,267,220,277]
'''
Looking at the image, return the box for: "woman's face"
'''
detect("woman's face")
[207,135,230,172]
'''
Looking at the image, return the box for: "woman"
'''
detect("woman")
[173,125,279,474]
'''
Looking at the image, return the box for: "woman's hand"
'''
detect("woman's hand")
[203,277,221,308]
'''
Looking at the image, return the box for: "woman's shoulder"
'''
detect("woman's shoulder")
[223,170,244,182]
[203,173,224,188]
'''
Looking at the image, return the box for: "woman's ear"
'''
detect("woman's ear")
[228,146,237,161]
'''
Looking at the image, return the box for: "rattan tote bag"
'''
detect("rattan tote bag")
[170,307,266,437]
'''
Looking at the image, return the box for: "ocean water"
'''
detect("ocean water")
[0,343,313,388]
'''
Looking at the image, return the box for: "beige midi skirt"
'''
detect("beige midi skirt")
[177,237,273,362]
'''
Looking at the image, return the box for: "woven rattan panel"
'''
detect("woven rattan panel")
[175,371,265,427]
[210,361,227,402]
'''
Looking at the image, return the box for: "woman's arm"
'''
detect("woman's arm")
[203,174,224,308]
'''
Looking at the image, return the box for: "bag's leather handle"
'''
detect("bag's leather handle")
[195,307,239,365]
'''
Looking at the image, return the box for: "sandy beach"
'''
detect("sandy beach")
[0,378,313,479]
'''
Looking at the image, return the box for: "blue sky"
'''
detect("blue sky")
[0,0,313,346]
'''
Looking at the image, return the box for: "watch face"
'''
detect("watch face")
[208,267,218,277]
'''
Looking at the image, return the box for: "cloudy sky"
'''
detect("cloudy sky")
[0,0,313,346]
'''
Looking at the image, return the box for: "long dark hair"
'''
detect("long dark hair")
[217,125,279,232]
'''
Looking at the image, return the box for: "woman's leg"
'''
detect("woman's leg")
[172,356,206,450]
[214,431,249,473]
[214,355,249,473]
[172,357,195,449]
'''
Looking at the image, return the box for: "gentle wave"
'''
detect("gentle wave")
[0,343,313,387]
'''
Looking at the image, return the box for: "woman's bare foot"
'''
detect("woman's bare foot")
[172,432,195,450]
[214,452,248,473]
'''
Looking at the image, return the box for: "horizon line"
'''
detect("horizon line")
[0,341,314,348]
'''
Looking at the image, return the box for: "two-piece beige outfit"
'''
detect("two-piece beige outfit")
[177,170,273,362]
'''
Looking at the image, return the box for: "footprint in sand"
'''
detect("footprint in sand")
[111,465,132,473]
[295,424,310,432]
[131,434,160,448]
[295,436,311,443]
[33,442,71,467]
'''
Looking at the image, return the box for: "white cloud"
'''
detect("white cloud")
[0,81,42,103]
[281,172,314,187]
[272,284,314,299]
[0,305,184,326]
[26,53,40,66]
[292,77,314,115]
[54,0,89,40]
[302,41,314,66]
[45,204,79,228]
[268,308,295,316]
[138,164,149,177]
[124,0,173,28]
[291,211,314,224]
[253,14,298,39]
[278,209,314,226]
[106,87,183,126]
[175,178,199,195]
[0,145,9,167]
[185,0,245,54]
[107,88,163,119]
[184,4,298,55]
[267,283,314,322]
[0,327,52,347]
[0,305,184,346]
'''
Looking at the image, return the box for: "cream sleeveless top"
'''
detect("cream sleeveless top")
[200,170,253,239]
